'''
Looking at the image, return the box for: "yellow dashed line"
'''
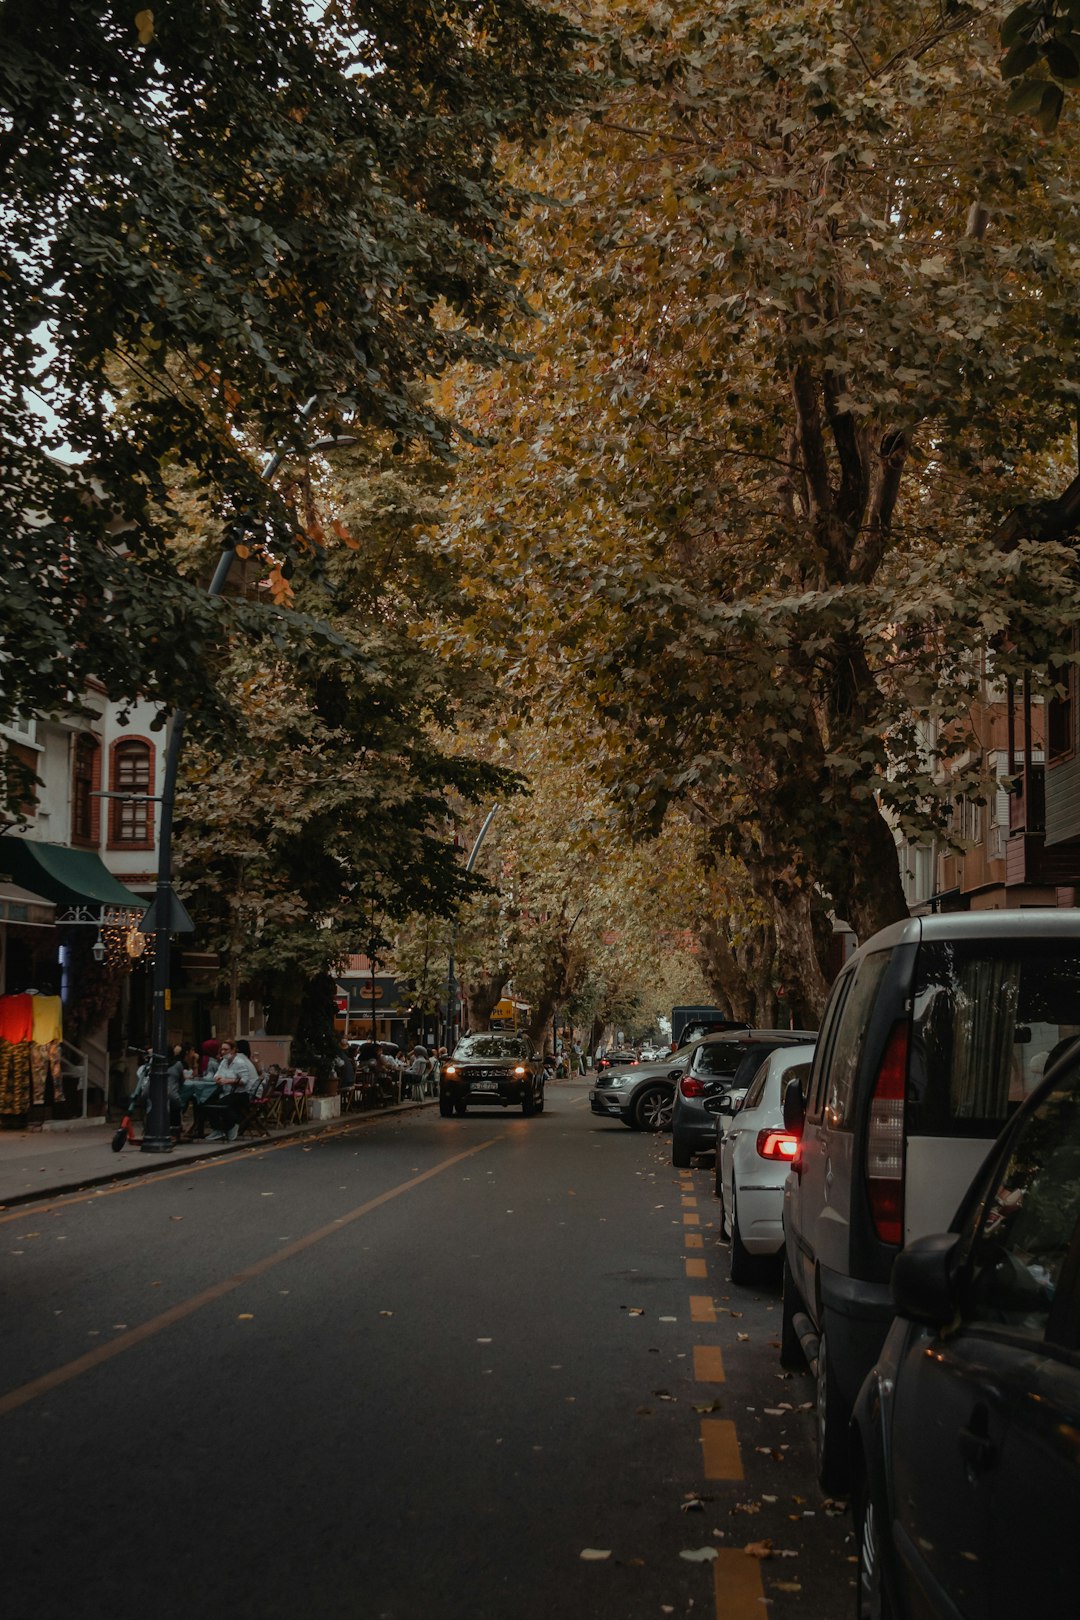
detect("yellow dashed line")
[685,1233,704,1250]
[683,1213,700,1226]
[701,1418,743,1480]
[712,1548,765,1619]
[690,1294,715,1322]
[681,1195,697,1208]
[686,1258,708,1279]
[693,1345,725,1382]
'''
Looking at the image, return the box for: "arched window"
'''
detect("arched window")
[109,739,154,847]
[72,733,100,844]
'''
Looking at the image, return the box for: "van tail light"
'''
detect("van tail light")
[756,1129,799,1161]
[680,1076,706,1098]
[866,1019,908,1247]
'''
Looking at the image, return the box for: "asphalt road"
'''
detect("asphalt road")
[0,1080,853,1620]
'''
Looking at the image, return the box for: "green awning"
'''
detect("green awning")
[0,836,145,915]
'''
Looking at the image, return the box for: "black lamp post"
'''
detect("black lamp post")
[139,400,354,1152]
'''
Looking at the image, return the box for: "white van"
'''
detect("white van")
[781,910,1080,1489]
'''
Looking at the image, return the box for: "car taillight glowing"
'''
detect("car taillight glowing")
[756,1129,799,1161]
[866,1019,908,1247]
[680,1075,706,1098]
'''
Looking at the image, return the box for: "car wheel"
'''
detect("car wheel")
[815,1325,850,1493]
[439,1095,454,1118]
[671,1138,693,1168]
[536,1086,545,1114]
[855,1470,896,1620]
[522,1087,537,1117]
[780,1257,804,1369]
[631,1083,673,1133]
[111,1128,127,1153]
[728,1191,758,1285]
[453,1098,468,1117]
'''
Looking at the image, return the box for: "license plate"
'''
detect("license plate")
[471,1081,498,1092]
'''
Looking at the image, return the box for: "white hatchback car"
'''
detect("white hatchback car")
[716,1044,816,1283]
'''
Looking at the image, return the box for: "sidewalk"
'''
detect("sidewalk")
[0,1097,435,1210]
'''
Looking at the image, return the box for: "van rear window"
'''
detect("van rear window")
[910,941,1080,1136]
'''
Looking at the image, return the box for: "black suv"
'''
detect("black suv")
[439,1033,546,1117]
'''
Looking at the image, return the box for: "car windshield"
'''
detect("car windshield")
[454,1036,530,1059]
[911,941,1080,1136]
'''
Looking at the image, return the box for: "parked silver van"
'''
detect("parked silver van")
[781,910,1080,1489]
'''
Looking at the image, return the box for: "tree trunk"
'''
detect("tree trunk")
[463,967,510,1032]
[526,992,557,1050]
[833,794,910,945]
[744,844,831,1025]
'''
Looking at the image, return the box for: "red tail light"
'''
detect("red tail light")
[680,1075,706,1098]
[756,1129,799,1161]
[866,1019,908,1246]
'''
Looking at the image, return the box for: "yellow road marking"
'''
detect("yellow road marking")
[681,1195,697,1207]
[701,1418,743,1480]
[684,1233,704,1250]
[690,1294,716,1322]
[694,1345,726,1382]
[683,1213,700,1226]
[712,1548,765,1619]
[686,1258,708,1279]
[0,1136,502,1419]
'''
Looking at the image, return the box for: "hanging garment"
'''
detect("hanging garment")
[0,994,33,1043]
[0,1039,32,1115]
[30,1044,48,1107]
[31,995,63,1045]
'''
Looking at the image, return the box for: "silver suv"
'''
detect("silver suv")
[781,909,1080,1490]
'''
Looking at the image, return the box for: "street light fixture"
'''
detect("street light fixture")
[445,803,499,1050]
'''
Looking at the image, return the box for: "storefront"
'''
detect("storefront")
[0,836,146,1125]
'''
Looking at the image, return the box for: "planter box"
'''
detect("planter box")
[306,1095,340,1122]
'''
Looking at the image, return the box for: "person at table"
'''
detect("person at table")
[201,1038,259,1141]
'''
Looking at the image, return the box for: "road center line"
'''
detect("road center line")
[701,1418,743,1480]
[712,1548,766,1620]
[693,1344,726,1382]
[0,1135,502,1420]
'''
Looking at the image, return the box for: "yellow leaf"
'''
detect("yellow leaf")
[134,9,154,45]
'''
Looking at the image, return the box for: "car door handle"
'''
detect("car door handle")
[957,1411,997,1472]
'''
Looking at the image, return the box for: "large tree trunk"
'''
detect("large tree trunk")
[463,967,510,1032]
[744,843,831,1026]
[836,793,910,945]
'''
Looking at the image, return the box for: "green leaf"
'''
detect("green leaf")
[1006,75,1053,113]
[1037,81,1066,131]
[1002,38,1041,79]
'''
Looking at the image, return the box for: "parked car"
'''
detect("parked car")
[590,1048,696,1132]
[671,1030,817,1167]
[676,1018,748,1049]
[851,1036,1080,1620]
[715,1044,815,1282]
[781,908,1080,1491]
[595,1050,638,1075]
[439,1032,546,1117]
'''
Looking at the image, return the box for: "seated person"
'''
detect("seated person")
[200,1038,260,1141]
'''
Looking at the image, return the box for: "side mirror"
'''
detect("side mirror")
[782,1077,805,1134]
[891,1233,962,1326]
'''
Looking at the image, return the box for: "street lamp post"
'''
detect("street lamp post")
[140,398,346,1152]
[445,803,499,1050]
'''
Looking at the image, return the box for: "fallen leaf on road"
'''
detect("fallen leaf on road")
[743,1541,773,1560]
[731,1501,761,1516]
[477,1337,492,1343]
[169,1216,183,1222]
[635,1406,653,1417]
[237,1314,254,1320]
[736,1332,750,1342]
[774,1581,802,1593]
[659,1315,677,1322]
[763,1408,787,1416]
[653,1390,676,1401]
[762,1495,778,1504]
[821,1499,846,1516]
[679,1548,718,1563]
[693,1399,723,1414]
[379,1310,393,1317]
[680,1497,705,1513]
[626,1307,645,1316]
[579,1549,611,1561]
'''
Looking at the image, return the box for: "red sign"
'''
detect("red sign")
[335,996,348,1015]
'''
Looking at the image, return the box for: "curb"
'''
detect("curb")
[0,1096,439,1211]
